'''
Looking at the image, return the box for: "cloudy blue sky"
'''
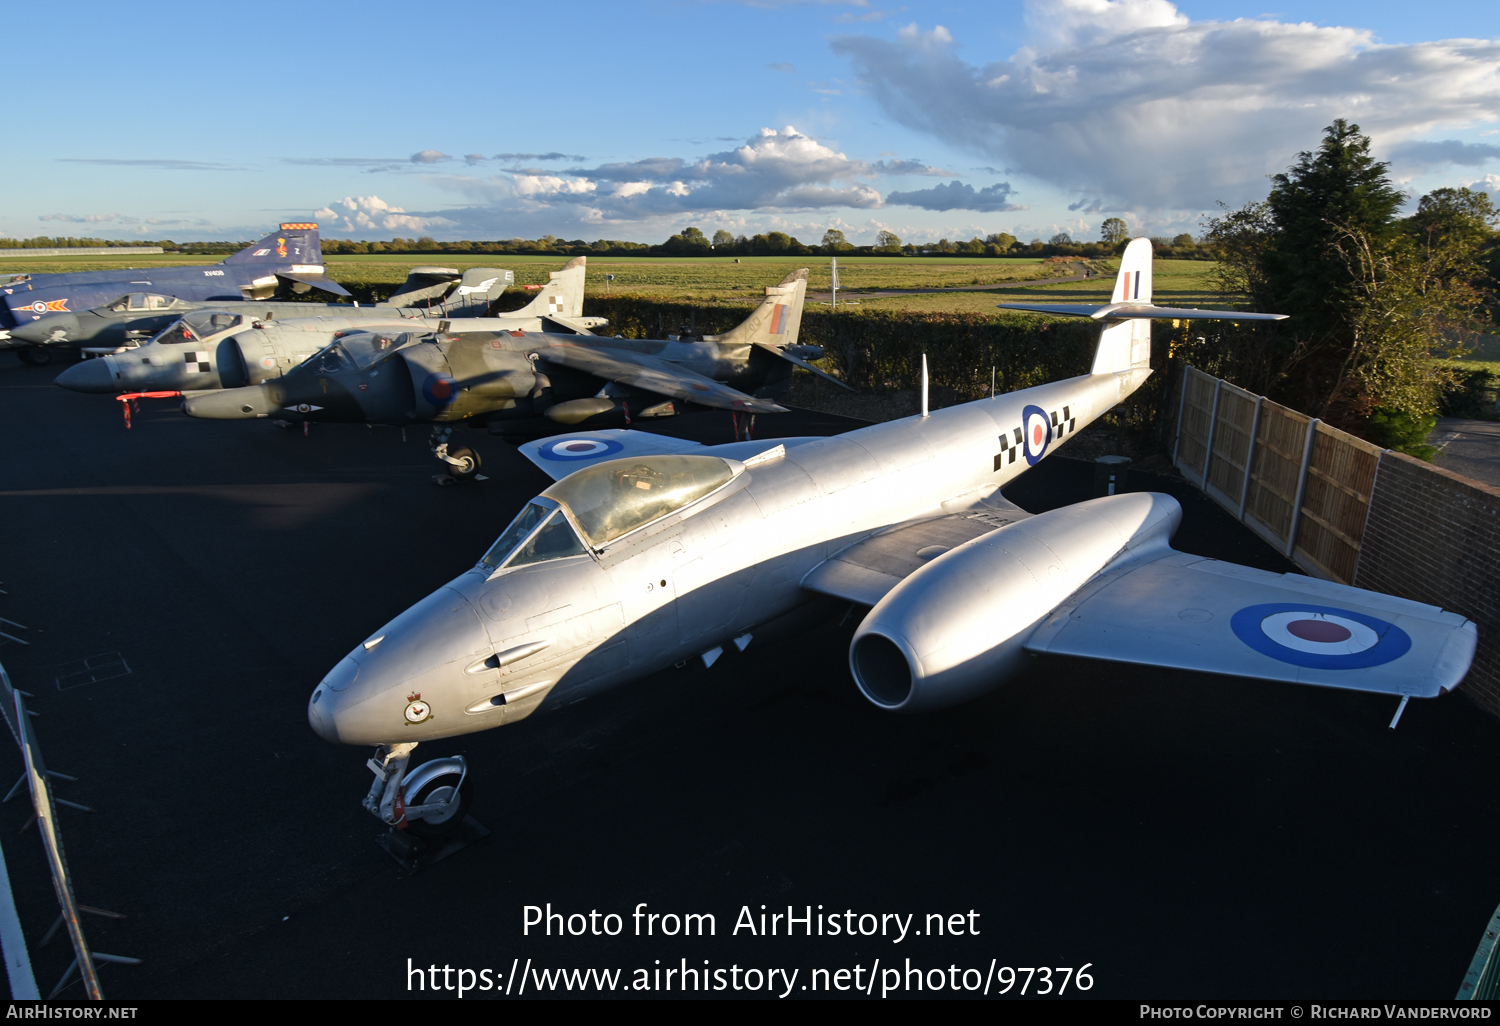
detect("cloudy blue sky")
[6,0,1499,245]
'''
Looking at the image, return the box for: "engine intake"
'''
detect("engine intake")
[849,492,1182,712]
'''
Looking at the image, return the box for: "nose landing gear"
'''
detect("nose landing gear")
[429,426,484,485]
[364,743,487,871]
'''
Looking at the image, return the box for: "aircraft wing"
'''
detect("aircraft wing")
[999,302,1287,321]
[276,271,352,298]
[755,342,855,391]
[802,501,1034,607]
[536,341,789,413]
[515,429,815,482]
[1024,550,1476,697]
[540,315,603,335]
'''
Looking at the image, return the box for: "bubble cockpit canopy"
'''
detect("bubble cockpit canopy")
[304,332,407,374]
[542,455,736,549]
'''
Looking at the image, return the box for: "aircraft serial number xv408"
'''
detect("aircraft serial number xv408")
[307,240,1478,837]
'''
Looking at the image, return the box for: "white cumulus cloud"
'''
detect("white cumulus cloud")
[313,196,448,233]
[832,0,1500,211]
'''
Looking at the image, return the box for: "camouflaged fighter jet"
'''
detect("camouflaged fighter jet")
[24,266,517,356]
[2,223,348,364]
[181,268,845,479]
[305,240,1477,838]
[53,259,599,396]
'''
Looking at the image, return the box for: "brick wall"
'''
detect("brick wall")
[1354,451,1500,717]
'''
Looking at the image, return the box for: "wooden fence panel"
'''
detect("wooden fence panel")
[1244,401,1308,549]
[1293,425,1381,584]
[1176,368,1216,486]
[1205,384,1257,510]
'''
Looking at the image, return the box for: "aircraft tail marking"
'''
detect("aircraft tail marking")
[704,267,808,348]
[513,256,587,321]
[220,224,325,267]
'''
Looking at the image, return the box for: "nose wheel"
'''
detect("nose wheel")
[364,744,488,870]
[429,426,483,483]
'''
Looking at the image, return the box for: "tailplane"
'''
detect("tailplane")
[996,237,1286,376]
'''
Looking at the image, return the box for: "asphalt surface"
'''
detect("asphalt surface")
[1429,417,1500,490]
[1,355,1498,1000]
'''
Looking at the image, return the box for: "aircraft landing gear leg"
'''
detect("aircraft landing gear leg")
[732,413,756,442]
[364,743,487,871]
[429,426,483,485]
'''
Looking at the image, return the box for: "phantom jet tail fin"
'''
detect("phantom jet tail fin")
[511,256,588,321]
[221,223,324,267]
[704,268,809,348]
[997,238,1287,376]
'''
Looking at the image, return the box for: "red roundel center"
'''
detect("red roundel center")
[1286,619,1351,643]
[431,379,452,399]
[1032,423,1044,447]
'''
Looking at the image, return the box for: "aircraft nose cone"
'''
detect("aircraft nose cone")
[10,314,77,344]
[307,686,338,743]
[54,357,118,394]
[182,386,272,419]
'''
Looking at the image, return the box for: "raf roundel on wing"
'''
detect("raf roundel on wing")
[1230,603,1413,669]
[537,437,625,461]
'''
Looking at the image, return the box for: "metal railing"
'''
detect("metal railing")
[0,660,138,999]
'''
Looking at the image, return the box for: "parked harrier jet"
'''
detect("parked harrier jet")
[181,268,842,477]
[19,266,517,355]
[306,239,1478,837]
[2,223,348,364]
[53,259,598,396]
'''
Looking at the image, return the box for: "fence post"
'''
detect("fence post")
[1239,396,1263,520]
[1201,378,1223,482]
[1285,418,1320,559]
[1172,366,1192,466]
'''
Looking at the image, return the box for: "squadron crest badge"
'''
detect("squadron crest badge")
[404,692,432,725]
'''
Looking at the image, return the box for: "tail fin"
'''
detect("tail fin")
[1093,238,1154,374]
[704,268,808,348]
[510,256,587,320]
[221,223,324,266]
[447,268,514,315]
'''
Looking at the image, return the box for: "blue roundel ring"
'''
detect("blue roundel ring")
[536,437,625,462]
[1021,404,1052,466]
[1230,603,1412,669]
[422,374,457,407]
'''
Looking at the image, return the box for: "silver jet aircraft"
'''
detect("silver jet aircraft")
[306,239,1478,836]
[54,258,601,396]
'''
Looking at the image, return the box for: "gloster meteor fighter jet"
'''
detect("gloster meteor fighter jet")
[25,266,518,356]
[2,223,347,364]
[307,240,1477,837]
[53,260,597,396]
[181,268,841,477]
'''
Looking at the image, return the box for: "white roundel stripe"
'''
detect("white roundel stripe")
[1021,404,1052,466]
[1258,611,1379,655]
[1230,603,1412,669]
[536,436,625,462]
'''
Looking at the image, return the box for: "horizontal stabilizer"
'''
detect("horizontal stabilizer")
[541,315,605,335]
[1025,550,1476,697]
[536,341,788,414]
[1000,302,1286,321]
[276,271,352,298]
[756,342,855,391]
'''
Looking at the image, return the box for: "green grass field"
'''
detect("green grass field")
[0,250,1228,315]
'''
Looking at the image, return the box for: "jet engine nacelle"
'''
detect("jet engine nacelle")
[849,492,1183,712]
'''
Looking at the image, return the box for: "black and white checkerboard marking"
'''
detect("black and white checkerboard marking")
[1050,405,1076,437]
[184,351,212,373]
[994,426,1024,470]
